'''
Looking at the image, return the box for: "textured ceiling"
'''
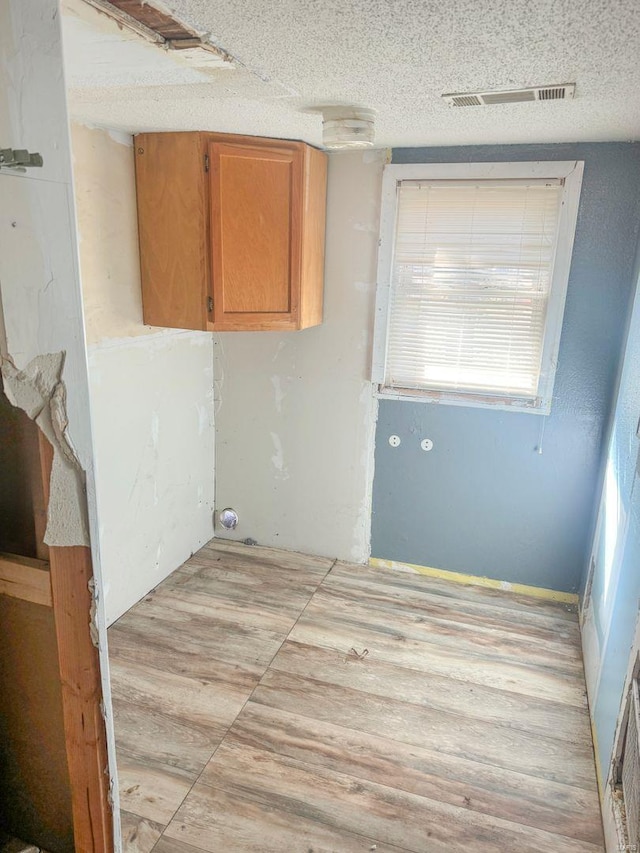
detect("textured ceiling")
[62,0,640,147]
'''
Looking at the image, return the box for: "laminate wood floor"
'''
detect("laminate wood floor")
[108,539,604,852]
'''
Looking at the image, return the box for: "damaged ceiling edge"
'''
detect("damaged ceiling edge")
[1,352,91,548]
[74,0,286,87]
[81,0,237,65]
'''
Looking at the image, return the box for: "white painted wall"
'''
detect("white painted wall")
[0,1,120,845]
[70,123,215,625]
[214,149,384,562]
[88,332,214,623]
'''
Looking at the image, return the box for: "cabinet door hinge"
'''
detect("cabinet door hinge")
[207,296,214,312]
[204,154,210,173]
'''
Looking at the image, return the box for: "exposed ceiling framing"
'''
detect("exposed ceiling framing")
[81,0,231,60]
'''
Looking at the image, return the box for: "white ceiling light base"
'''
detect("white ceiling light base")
[321,107,375,149]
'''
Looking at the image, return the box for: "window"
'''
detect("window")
[372,161,584,414]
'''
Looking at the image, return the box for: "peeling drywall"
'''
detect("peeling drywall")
[1,353,90,547]
[213,150,382,562]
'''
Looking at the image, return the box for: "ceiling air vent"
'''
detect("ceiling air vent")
[442,83,575,107]
[538,86,570,100]
[450,95,482,107]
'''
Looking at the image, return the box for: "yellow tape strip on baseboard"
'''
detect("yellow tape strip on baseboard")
[589,715,605,801]
[369,557,579,605]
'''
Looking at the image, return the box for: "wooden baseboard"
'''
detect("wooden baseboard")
[369,557,579,605]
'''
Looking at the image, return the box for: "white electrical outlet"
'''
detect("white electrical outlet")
[388,435,401,447]
[420,438,434,451]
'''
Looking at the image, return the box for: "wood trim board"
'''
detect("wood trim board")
[0,552,51,607]
[38,434,114,853]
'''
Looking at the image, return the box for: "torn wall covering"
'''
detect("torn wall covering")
[1,353,90,546]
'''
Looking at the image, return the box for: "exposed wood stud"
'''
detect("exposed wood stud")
[0,552,52,607]
[38,434,114,853]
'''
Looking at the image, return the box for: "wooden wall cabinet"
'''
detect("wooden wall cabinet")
[134,131,327,332]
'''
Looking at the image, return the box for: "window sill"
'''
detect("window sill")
[375,384,550,416]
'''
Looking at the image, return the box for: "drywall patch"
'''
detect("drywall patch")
[270,375,286,414]
[1,351,90,546]
[363,149,391,165]
[270,431,288,479]
[106,128,133,147]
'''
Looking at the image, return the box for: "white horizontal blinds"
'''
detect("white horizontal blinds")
[386,178,563,398]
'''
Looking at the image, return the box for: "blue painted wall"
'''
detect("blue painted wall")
[371,143,640,592]
[585,263,640,774]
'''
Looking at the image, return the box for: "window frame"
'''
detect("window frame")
[372,160,585,415]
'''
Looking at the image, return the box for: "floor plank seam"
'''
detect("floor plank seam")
[150,554,339,849]
[242,556,339,695]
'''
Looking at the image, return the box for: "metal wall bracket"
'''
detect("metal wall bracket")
[0,148,44,172]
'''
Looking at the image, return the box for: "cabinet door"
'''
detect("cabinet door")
[136,132,209,331]
[208,140,303,330]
